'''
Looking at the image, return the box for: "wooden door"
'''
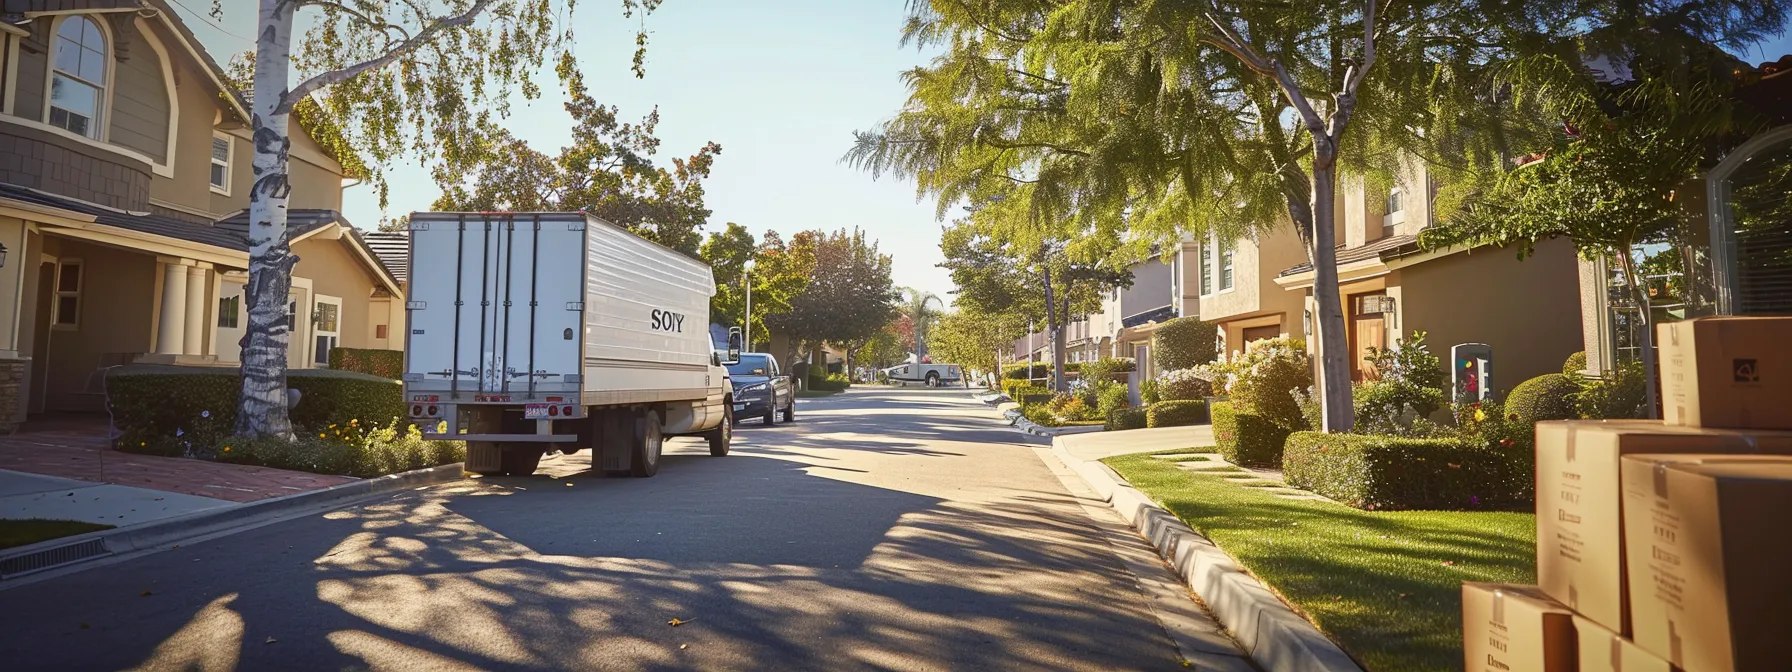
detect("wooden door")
[1350,293,1388,381]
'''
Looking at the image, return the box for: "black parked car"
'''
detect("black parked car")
[727,353,795,425]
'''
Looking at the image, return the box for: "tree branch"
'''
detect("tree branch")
[1342,0,1379,97]
[279,0,497,115]
[300,0,413,43]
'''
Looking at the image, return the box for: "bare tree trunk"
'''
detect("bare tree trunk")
[1042,266,1066,392]
[1615,248,1660,417]
[1310,161,1355,432]
[236,0,299,438]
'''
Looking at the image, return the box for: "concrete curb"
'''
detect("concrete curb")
[1,462,467,579]
[1012,414,1107,437]
[1049,440,1362,672]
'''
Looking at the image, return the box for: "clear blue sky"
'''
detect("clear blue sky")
[174,0,957,298]
[174,3,1792,302]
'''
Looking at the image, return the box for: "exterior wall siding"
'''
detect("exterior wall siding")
[292,236,375,353]
[1399,238,1584,394]
[148,51,225,214]
[11,29,47,121]
[38,237,156,412]
[0,124,152,209]
[106,21,171,163]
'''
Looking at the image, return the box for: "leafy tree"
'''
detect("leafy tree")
[928,308,1028,388]
[701,222,756,331]
[848,0,1785,431]
[766,229,900,371]
[856,325,910,371]
[1422,29,1782,415]
[223,0,660,437]
[899,288,945,357]
[756,230,819,357]
[432,67,723,255]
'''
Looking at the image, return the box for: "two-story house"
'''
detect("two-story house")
[1265,159,1583,388]
[0,1,404,430]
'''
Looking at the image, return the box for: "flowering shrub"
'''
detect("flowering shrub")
[1354,332,1448,435]
[107,365,410,458]
[1200,338,1312,431]
[1572,360,1648,419]
[1096,383,1131,418]
[1156,367,1213,402]
[216,421,464,478]
[1139,379,1161,405]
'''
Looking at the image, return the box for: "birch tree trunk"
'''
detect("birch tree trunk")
[235,0,300,438]
[1309,159,1355,431]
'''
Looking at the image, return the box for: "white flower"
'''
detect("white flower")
[176,428,184,437]
[201,410,211,419]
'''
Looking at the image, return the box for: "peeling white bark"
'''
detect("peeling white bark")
[236,0,300,438]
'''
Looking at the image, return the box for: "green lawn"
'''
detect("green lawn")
[0,519,114,550]
[1103,451,1535,672]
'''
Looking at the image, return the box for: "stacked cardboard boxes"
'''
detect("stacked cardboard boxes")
[1464,317,1792,672]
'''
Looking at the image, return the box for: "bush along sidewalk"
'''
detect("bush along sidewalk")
[1281,432,1529,510]
[1104,450,1535,672]
[104,364,463,478]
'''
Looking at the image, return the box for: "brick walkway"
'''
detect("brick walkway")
[0,418,354,503]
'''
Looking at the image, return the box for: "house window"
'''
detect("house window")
[54,260,82,327]
[1386,188,1403,215]
[1199,242,1213,295]
[217,295,240,329]
[1218,239,1235,291]
[210,135,232,193]
[50,17,108,139]
[375,324,389,339]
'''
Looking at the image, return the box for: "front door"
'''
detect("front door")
[312,295,342,367]
[1350,293,1388,381]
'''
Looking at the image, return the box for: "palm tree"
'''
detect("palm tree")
[900,287,944,359]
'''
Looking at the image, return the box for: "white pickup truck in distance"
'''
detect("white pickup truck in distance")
[402,212,735,477]
[884,361,963,387]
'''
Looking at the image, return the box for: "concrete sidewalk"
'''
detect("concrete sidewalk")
[0,470,233,527]
[1054,425,1214,461]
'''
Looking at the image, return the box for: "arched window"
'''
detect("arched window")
[50,16,108,139]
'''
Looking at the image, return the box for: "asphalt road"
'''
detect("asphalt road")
[0,387,1242,671]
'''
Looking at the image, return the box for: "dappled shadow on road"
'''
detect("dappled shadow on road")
[0,390,1182,671]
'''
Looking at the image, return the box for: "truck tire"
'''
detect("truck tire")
[781,399,795,423]
[926,372,940,387]
[499,445,544,477]
[631,410,663,478]
[706,404,732,456]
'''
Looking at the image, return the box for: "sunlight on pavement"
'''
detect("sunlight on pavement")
[129,593,243,672]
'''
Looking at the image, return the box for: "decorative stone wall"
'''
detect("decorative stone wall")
[0,126,152,211]
[0,357,28,435]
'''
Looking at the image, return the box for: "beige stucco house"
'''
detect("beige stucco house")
[0,1,404,428]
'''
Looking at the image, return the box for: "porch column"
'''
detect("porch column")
[183,265,207,355]
[155,261,188,355]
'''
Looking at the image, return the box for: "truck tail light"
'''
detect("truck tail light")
[564,405,576,417]
[426,405,439,417]
[411,405,424,418]
[548,405,560,417]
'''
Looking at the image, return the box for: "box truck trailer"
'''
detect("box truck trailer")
[402,212,734,477]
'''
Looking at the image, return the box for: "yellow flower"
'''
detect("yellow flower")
[319,433,326,438]
[223,446,231,452]
[1473,408,1487,422]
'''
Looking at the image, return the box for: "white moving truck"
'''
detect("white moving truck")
[402,212,734,477]
[883,359,963,387]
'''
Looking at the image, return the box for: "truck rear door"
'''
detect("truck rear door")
[405,213,585,398]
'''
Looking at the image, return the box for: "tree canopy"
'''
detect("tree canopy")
[764,229,900,357]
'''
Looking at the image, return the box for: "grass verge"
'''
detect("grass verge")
[1103,450,1535,672]
[0,519,115,550]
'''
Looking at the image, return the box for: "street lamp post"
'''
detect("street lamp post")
[743,259,756,353]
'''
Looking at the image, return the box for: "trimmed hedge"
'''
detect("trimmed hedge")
[1147,400,1208,428]
[1562,351,1588,376]
[1211,401,1290,468]
[1282,432,1530,510]
[1153,317,1218,370]
[328,348,404,379]
[1106,407,1148,431]
[1507,373,1578,425]
[1001,380,1049,399]
[216,427,464,478]
[1003,362,1082,379]
[809,373,851,392]
[105,365,409,457]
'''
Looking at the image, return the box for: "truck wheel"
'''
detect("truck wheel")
[499,445,544,477]
[781,399,795,423]
[706,404,732,456]
[926,372,940,387]
[631,410,663,478]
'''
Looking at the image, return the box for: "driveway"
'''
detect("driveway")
[0,387,1245,671]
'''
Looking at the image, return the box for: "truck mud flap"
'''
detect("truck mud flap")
[597,410,635,473]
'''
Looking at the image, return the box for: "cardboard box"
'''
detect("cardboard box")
[1575,615,1676,672]
[1534,420,1792,635]
[1621,455,1792,671]
[1462,583,1577,672]
[1658,317,1792,430]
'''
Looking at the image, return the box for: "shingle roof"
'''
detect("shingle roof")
[0,183,345,255]
[362,231,409,283]
[1279,234,1420,277]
